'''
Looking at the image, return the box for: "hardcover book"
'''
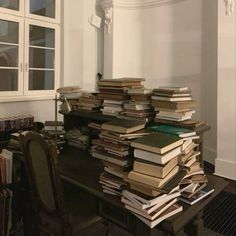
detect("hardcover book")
[131,133,183,154]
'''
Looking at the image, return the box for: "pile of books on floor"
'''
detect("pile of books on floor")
[97,78,145,116]
[124,88,154,122]
[91,118,148,197]
[75,92,102,112]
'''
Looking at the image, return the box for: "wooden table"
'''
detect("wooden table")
[58,146,227,236]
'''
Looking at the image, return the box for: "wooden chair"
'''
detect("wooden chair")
[21,131,109,236]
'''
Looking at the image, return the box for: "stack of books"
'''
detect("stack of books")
[57,86,82,99]
[121,133,185,227]
[124,88,154,122]
[91,118,147,197]
[97,78,145,116]
[151,86,197,122]
[75,92,102,112]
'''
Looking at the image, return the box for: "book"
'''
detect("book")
[131,133,183,155]
[178,186,214,205]
[133,204,183,228]
[156,86,188,91]
[133,156,178,178]
[123,198,178,221]
[152,100,197,110]
[151,96,192,102]
[128,166,179,189]
[128,88,153,95]
[181,182,207,198]
[133,146,182,165]
[149,125,196,138]
[101,119,145,134]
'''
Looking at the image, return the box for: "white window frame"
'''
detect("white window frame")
[0,0,60,102]
[25,0,60,24]
[0,13,24,97]
[24,18,60,96]
[0,0,25,17]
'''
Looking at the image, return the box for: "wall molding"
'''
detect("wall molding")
[224,0,235,15]
[101,0,186,9]
[215,158,236,180]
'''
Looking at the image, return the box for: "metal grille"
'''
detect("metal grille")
[203,191,236,236]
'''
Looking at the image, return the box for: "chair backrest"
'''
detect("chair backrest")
[21,131,63,213]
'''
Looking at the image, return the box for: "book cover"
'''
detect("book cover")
[101,119,145,134]
[131,133,183,154]
[148,125,196,138]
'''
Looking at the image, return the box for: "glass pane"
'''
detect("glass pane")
[0,68,18,91]
[0,44,18,67]
[30,0,55,19]
[29,48,54,69]
[29,70,54,90]
[0,19,19,44]
[0,0,19,11]
[29,25,55,48]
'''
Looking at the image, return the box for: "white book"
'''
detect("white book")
[158,86,188,91]
[134,146,182,165]
[178,187,214,205]
[133,204,183,228]
[151,96,192,102]
[124,198,178,221]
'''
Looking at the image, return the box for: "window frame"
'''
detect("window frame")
[0,0,60,102]
[0,13,24,97]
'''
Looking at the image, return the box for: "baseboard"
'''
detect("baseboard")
[203,146,216,165]
[215,158,236,180]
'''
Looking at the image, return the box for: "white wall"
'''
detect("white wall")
[215,0,236,180]
[103,0,217,163]
[62,0,104,91]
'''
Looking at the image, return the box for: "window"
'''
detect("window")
[0,0,60,101]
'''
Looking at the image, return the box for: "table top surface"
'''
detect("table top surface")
[58,146,227,234]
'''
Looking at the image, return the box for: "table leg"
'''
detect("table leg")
[184,211,204,236]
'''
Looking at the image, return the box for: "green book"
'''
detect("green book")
[148,125,196,138]
[131,132,183,154]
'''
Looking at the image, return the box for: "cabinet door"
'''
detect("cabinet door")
[0,0,24,16]
[0,14,24,97]
[24,19,60,96]
[25,0,60,23]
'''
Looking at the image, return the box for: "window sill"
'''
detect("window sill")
[0,95,55,103]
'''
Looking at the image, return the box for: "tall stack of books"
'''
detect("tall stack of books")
[75,92,102,112]
[97,78,145,116]
[91,119,147,197]
[121,132,185,228]
[124,88,154,122]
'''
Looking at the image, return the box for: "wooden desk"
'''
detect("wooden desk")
[58,146,227,236]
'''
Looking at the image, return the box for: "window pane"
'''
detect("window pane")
[0,68,17,91]
[29,25,55,48]
[30,0,55,19]
[0,0,19,11]
[0,44,18,67]
[0,19,19,44]
[29,48,54,69]
[29,70,54,90]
